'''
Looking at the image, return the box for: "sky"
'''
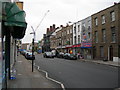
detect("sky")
[21,0,120,43]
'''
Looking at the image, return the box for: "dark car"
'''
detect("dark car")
[25,52,35,60]
[57,52,64,58]
[64,53,77,60]
[43,52,54,58]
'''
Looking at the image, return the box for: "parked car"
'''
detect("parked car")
[57,52,64,58]
[51,50,56,57]
[64,53,77,60]
[43,52,54,58]
[25,52,35,60]
[21,49,27,56]
[37,49,42,54]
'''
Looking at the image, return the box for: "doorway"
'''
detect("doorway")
[109,46,113,61]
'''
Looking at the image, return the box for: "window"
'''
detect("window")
[78,25,80,32]
[100,46,104,57]
[110,11,115,21]
[70,38,71,45]
[95,31,98,43]
[88,32,91,39]
[88,26,91,31]
[95,18,98,26]
[67,29,69,34]
[111,27,116,42]
[102,29,106,42]
[62,40,63,45]
[74,36,77,44]
[74,26,76,34]
[78,35,80,44]
[70,29,72,33]
[62,32,64,36]
[88,20,91,25]
[102,15,105,24]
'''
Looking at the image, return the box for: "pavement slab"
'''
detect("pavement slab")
[7,55,61,89]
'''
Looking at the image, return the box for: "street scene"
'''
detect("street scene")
[0,0,120,90]
[35,54,118,88]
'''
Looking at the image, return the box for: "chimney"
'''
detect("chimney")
[60,25,63,27]
[46,28,49,34]
[53,24,56,30]
[50,26,52,31]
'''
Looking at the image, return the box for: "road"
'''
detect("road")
[34,54,118,88]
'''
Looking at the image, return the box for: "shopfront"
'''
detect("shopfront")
[72,44,81,55]
[0,2,27,89]
[81,43,92,59]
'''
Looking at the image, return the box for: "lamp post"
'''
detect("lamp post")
[29,10,50,72]
[30,26,35,72]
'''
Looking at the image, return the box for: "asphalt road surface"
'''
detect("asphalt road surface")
[34,54,119,88]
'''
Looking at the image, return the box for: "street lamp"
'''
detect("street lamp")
[30,26,35,72]
[29,10,50,72]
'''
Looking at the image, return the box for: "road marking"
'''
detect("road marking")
[28,61,65,90]
[35,63,65,90]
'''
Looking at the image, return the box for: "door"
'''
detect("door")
[109,46,113,61]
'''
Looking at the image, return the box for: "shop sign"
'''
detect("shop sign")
[81,43,92,47]
[72,44,81,48]
[66,45,72,48]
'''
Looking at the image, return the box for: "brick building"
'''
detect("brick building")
[61,25,73,53]
[42,24,56,52]
[92,3,120,62]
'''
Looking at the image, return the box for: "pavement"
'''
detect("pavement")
[7,54,61,89]
[79,58,120,67]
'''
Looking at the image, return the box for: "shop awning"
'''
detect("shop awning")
[4,2,27,39]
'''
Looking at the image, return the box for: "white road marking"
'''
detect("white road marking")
[35,63,65,90]
[28,61,65,90]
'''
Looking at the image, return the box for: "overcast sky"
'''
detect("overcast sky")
[21,0,120,43]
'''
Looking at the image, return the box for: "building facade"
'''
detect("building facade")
[43,24,56,52]
[61,25,73,53]
[72,21,82,55]
[81,16,92,59]
[92,3,120,62]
